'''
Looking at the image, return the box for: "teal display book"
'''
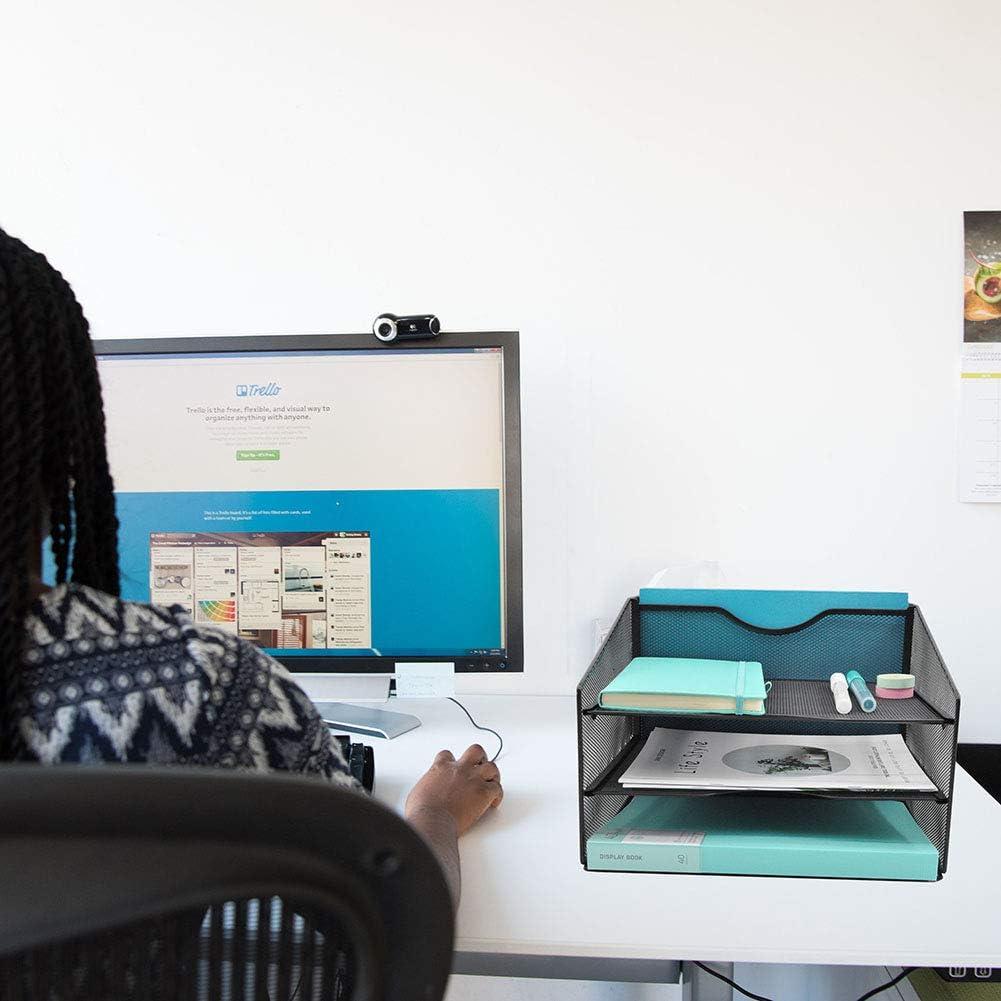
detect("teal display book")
[598,657,768,715]
[586,796,939,881]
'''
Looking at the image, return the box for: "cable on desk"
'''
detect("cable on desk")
[692,962,917,1001]
[447,697,503,762]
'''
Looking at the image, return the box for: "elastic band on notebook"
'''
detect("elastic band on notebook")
[735,661,746,715]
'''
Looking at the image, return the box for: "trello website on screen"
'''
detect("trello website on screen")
[96,348,506,658]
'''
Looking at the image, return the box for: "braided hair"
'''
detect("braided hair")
[0,227,119,755]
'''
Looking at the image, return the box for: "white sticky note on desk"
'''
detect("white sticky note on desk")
[394,662,456,698]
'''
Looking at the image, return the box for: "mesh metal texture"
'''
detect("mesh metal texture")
[577,599,959,877]
[903,607,960,871]
[909,607,961,721]
[578,601,638,863]
[591,680,945,724]
[639,606,909,681]
[0,897,353,1001]
[907,799,952,871]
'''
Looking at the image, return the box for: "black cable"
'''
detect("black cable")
[854,967,916,1000]
[692,962,917,1001]
[693,963,775,1001]
[447,697,503,762]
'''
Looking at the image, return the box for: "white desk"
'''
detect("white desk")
[372,694,1001,979]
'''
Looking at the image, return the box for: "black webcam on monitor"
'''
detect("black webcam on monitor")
[372,313,441,343]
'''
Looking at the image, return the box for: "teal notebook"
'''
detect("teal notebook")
[599,657,768,715]
[586,796,939,881]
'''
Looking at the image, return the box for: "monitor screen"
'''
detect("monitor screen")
[92,332,522,673]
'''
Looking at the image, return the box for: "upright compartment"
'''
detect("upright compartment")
[577,599,960,878]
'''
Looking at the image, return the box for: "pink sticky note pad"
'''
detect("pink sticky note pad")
[875,685,914,699]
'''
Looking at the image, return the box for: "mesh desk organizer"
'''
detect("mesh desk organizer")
[577,599,960,879]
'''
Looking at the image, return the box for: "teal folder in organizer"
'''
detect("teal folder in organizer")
[598,657,768,715]
[637,588,909,630]
[586,796,939,880]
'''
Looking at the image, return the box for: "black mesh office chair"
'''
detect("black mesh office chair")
[0,766,454,1000]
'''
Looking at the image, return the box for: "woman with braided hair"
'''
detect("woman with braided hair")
[0,226,501,903]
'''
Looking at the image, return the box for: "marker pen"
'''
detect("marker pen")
[829,673,852,714]
[845,670,877,713]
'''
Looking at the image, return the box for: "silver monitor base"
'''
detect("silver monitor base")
[316,701,422,740]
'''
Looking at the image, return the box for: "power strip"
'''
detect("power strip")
[935,967,1001,982]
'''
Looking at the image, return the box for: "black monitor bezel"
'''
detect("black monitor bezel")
[92,331,524,675]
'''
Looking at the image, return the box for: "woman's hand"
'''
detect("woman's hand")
[405,744,503,836]
[404,744,503,905]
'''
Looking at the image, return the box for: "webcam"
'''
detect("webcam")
[372,313,441,343]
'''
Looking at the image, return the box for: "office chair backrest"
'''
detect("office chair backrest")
[0,765,454,1001]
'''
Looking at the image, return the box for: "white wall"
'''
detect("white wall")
[3,1,1000,737]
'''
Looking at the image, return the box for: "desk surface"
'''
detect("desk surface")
[371,694,1001,969]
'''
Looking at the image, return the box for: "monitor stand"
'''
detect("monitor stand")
[312,676,421,740]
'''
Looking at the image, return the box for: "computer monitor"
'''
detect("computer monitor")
[93,332,523,726]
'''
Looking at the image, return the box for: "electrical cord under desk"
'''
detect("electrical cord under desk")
[693,962,916,1001]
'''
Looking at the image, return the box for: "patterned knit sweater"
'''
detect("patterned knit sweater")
[14,583,357,789]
